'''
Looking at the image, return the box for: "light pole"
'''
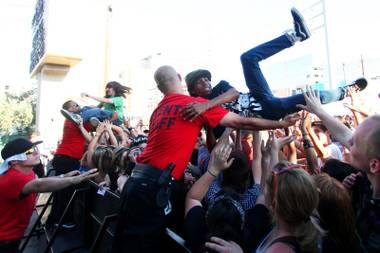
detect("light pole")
[304,0,333,89]
[104,1,112,88]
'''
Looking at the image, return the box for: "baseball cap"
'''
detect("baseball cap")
[185,69,212,92]
[1,138,43,160]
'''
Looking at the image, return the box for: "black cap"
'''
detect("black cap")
[1,138,42,160]
[185,69,212,93]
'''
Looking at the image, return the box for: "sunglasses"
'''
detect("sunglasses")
[272,164,304,195]
[25,146,39,155]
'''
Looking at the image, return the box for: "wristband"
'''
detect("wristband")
[303,139,314,149]
[207,169,217,178]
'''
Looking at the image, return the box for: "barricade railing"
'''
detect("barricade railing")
[22,179,192,253]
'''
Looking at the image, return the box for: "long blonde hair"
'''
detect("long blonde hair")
[266,162,320,253]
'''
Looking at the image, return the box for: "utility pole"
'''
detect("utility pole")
[104,1,112,88]
[321,0,332,89]
[342,63,346,84]
[305,0,333,89]
[360,54,365,76]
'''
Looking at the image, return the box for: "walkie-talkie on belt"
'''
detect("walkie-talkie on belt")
[156,163,176,208]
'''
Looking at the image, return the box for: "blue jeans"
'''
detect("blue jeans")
[240,34,345,120]
[80,106,113,122]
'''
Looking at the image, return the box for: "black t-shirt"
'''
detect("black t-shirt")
[244,204,272,252]
[183,206,207,253]
[207,80,234,100]
[207,81,262,116]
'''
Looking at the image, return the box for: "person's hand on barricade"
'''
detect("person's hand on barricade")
[65,168,99,185]
[296,85,323,115]
[182,101,210,121]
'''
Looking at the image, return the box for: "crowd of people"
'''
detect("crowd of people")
[1,7,379,253]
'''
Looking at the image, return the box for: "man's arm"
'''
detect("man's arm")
[219,112,299,131]
[182,88,240,121]
[22,169,98,195]
[296,86,352,149]
[81,92,114,104]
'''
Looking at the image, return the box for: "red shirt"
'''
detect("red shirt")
[0,168,36,241]
[55,120,91,159]
[137,93,228,179]
[241,139,253,168]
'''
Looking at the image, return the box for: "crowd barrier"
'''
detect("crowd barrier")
[21,179,191,253]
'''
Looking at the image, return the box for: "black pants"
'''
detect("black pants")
[0,240,20,253]
[48,154,80,224]
[112,164,170,253]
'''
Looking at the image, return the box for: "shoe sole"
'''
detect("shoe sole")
[291,7,311,40]
[89,117,100,127]
[60,109,80,125]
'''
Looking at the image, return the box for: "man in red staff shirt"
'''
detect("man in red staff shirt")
[112,65,299,253]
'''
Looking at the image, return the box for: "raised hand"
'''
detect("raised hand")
[269,130,296,151]
[280,113,301,128]
[300,111,311,133]
[296,85,323,115]
[208,143,234,173]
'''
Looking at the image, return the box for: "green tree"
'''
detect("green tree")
[0,87,36,140]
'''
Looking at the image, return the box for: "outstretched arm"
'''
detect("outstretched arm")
[22,169,98,195]
[81,92,114,104]
[219,112,300,131]
[297,86,352,149]
[182,88,239,121]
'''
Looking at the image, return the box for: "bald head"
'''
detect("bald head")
[154,65,182,94]
[364,115,380,160]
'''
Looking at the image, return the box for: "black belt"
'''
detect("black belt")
[131,164,163,183]
[0,239,20,248]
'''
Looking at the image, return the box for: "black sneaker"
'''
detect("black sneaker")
[60,109,81,125]
[291,7,311,41]
[347,77,368,91]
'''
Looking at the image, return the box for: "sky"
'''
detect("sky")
[1,0,380,94]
